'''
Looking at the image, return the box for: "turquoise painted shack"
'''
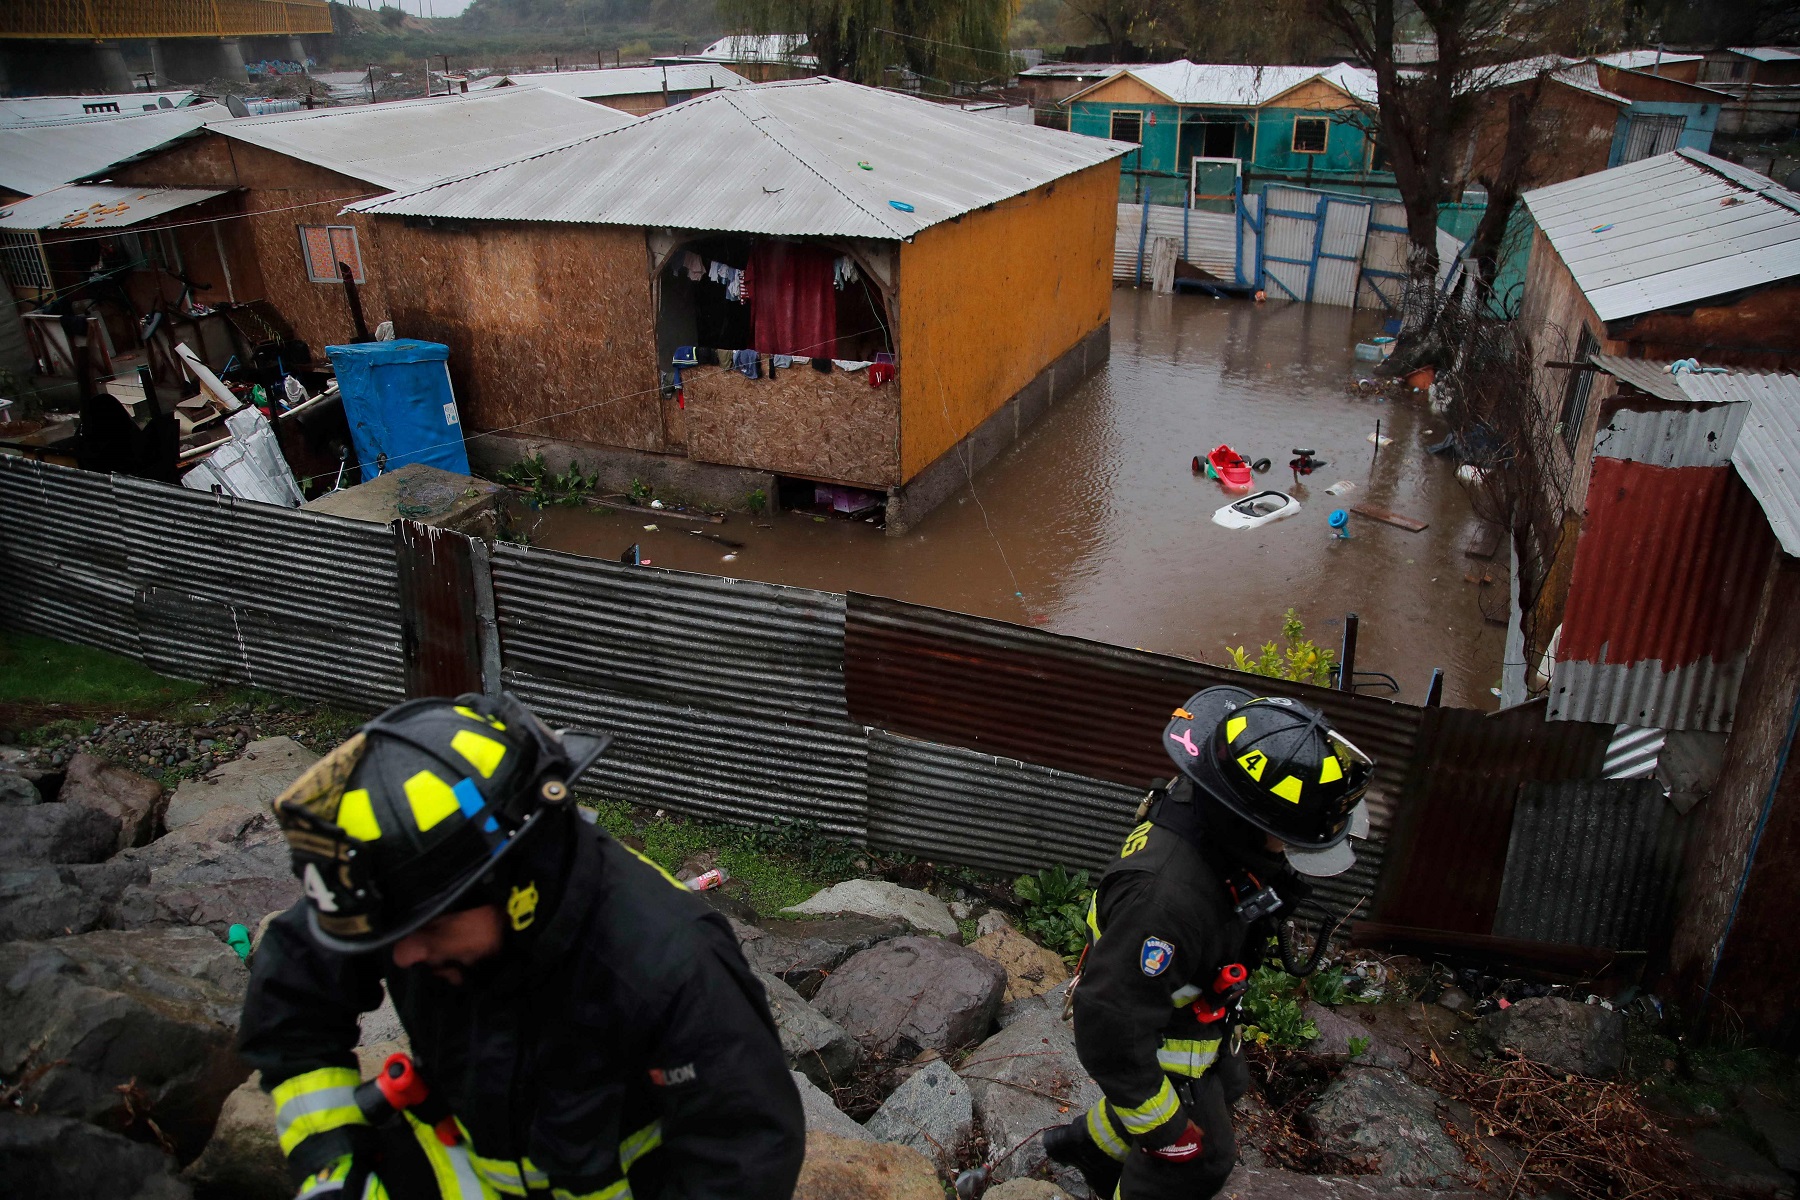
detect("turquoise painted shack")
[1593,61,1723,165]
[1064,61,1382,204]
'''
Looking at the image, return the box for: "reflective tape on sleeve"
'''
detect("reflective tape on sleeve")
[551,1183,631,1200]
[271,1067,366,1157]
[1111,1076,1179,1135]
[1155,1038,1221,1077]
[620,1120,663,1172]
[1085,1102,1129,1161]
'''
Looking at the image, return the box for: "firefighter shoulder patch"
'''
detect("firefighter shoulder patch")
[1140,936,1174,977]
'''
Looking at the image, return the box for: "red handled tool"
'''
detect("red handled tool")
[354,1052,461,1146]
[1191,962,1249,1024]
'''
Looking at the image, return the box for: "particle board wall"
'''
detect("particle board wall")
[114,133,393,354]
[1072,75,1175,106]
[362,219,663,452]
[896,160,1117,480]
[1265,78,1361,110]
[683,362,900,486]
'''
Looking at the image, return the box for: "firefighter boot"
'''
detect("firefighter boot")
[1044,1115,1124,1198]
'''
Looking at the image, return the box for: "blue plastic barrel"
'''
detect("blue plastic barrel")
[325,339,470,482]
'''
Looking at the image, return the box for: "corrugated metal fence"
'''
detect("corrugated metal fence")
[1,461,1686,958]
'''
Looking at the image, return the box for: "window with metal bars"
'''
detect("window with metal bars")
[1,231,50,292]
[1292,117,1329,154]
[1620,114,1685,163]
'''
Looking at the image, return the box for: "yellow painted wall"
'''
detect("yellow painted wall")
[1072,74,1172,105]
[897,159,1118,479]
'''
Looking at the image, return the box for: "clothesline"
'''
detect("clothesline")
[672,251,863,301]
[671,347,896,395]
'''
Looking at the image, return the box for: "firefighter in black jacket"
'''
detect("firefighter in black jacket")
[1044,687,1374,1200]
[242,693,805,1200]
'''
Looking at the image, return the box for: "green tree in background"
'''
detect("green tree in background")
[1228,609,1336,687]
[719,0,1018,89]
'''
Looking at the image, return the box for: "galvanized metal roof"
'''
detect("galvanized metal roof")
[1522,148,1800,322]
[1729,46,1800,62]
[0,101,220,197]
[1020,61,1136,79]
[1727,372,1800,557]
[210,86,635,190]
[478,64,749,98]
[351,77,1132,240]
[0,183,226,231]
[687,34,814,65]
[0,91,199,123]
[1068,61,1376,107]
[1594,49,1703,70]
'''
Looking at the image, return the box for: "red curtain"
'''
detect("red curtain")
[750,242,837,358]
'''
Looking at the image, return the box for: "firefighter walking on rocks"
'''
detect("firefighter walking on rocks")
[1044,687,1374,1199]
[240,692,805,1200]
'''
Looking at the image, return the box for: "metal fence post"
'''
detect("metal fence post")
[1339,613,1359,691]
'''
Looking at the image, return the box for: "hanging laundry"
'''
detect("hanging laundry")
[833,256,861,290]
[873,351,895,366]
[682,251,704,281]
[708,260,731,285]
[725,268,742,302]
[812,357,833,374]
[672,346,700,367]
[732,349,761,380]
[832,359,873,372]
[868,363,895,388]
[772,355,794,370]
[739,260,753,305]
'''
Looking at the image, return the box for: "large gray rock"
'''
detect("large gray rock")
[998,981,1069,1029]
[1303,1067,1467,1188]
[1304,1001,1404,1069]
[1688,1127,1793,1199]
[740,915,911,997]
[812,936,1006,1058]
[180,1072,286,1200]
[791,1070,873,1142]
[782,880,959,938]
[759,968,861,1090]
[961,1010,1101,1193]
[1477,996,1624,1079]
[109,803,298,938]
[61,752,165,851]
[0,860,147,940]
[793,1129,943,1200]
[1740,1088,1800,1174]
[0,1111,191,1199]
[0,800,119,863]
[0,769,41,806]
[864,1059,973,1171]
[1221,1168,1486,1199]
[165,738,317,832]
[0,927,249,1162]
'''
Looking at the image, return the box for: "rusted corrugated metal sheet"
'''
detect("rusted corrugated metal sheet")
[866,730,1142,877]
[1373,701,1614,936]
[1550,458,1776,731]
[0,457,138,659]
[846,592,1419,919]
[113,476,406,709]
[491,544,868,840]
[1492,779,1685,950]
[394,521,483,699]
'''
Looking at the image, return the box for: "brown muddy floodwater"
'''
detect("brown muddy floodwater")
[531,290,1506,709]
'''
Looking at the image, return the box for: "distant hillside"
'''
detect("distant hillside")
[457,0,714,36]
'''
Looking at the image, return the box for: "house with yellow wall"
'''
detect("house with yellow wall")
[349,78,1129,532]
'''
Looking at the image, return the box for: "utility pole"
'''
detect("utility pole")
[367,62,376,105]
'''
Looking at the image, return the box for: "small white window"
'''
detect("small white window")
[1292,117,1328,154]
[298,224,365,284]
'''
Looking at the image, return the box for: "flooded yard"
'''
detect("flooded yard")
[530,289,1506,709]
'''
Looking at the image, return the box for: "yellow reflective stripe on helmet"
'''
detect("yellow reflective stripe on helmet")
[1319,755,1343,784]
[1270,776,1304,804]
[1237,748,1269,780]
[1156,1038,1222,1077]
[621,842,689,891]
[403,770,462,832]
[271,1067,365,1157]
[454,705,508,732]
[404,1114,494,1199]
[336,788,381,842]
[1085,893,1102,944]
[1225,715,1247,743]
[1085,1101,1129,1161]
[1111,1076,1179,1135]
[552,1183,631,1200]
[620,1120,663,1171]
[451,729,508,779]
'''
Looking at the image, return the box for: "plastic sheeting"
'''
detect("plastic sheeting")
[326,339,470,481]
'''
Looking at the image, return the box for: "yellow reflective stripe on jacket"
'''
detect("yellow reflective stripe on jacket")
[404,1113,496,1199]
[621,843,689,891]
[552,1183,631,1200]
[1085,1101,1129,1161]
[1156,1037,1221,1077]
[1111,1075,1179,1135]
[620,1120,663,1172]
[1085,894,1102,944]
[271,1067,365,1156]
[470,1154,549,1196]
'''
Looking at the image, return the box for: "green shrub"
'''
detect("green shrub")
[1014,864,1093,958]
[1227,609,1336,687]
[1242,963,1320,1049]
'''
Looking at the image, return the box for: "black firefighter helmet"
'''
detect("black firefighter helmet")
[271,692,610,953]
[1162,686,1373,876]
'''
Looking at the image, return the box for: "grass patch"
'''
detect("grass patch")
[584,800,869,917]
[0,630,201,716]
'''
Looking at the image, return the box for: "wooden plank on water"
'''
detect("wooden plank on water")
[1464,523,1502,559]
[1351,503,1428,532]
